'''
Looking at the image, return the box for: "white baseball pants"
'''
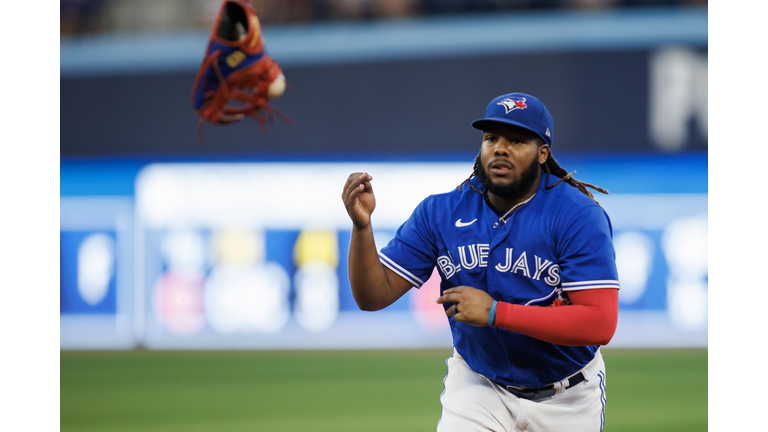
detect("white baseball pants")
[437,348,607,432]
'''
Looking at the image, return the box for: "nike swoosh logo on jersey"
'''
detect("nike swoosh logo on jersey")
[455,218,478,227]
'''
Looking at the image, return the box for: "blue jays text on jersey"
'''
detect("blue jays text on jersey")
[379,175,620,389]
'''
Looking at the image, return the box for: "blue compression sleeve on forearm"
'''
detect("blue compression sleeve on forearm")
[487,300,498,327]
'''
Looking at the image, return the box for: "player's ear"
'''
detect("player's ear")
[537,143,550,165]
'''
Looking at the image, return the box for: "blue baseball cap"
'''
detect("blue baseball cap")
[471,92,554,146]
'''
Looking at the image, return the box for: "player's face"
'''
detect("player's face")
[477,124,548,200]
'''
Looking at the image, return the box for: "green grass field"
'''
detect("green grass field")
[60,348,706,431]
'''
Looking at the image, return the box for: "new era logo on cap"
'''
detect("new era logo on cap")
[497,97,528,114]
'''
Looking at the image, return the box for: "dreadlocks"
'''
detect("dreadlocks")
[457,153,485,195]
[458,147,609,204]
[540,152,609,203]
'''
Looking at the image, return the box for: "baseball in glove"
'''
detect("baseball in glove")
[191,0,289,143]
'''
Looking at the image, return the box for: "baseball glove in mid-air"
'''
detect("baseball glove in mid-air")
[191,0,289,143]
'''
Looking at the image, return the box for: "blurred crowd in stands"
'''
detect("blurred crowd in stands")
[61,0,706,36]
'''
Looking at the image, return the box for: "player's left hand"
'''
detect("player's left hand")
[437,286,494,326]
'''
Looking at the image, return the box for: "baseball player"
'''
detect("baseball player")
[341,92,619,431]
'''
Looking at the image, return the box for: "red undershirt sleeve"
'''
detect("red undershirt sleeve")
[493,288,619,346]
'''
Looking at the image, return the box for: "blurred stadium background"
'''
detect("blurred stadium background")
[60,0,707,430]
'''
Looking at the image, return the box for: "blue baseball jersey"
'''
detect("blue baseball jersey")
[379,175,620,389]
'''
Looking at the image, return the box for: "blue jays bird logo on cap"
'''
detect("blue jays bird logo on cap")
[497,97,528,114]
[472,92,554,146]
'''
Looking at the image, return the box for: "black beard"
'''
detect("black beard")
[476,155,540,199]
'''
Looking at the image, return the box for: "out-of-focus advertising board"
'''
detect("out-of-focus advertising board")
[60,159,707,350]
[60,198,135,349]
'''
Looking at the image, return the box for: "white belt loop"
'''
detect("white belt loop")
[581,348,604,382]
[553,377,569,396]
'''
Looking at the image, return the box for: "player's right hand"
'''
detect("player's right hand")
[342,172,376,230]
